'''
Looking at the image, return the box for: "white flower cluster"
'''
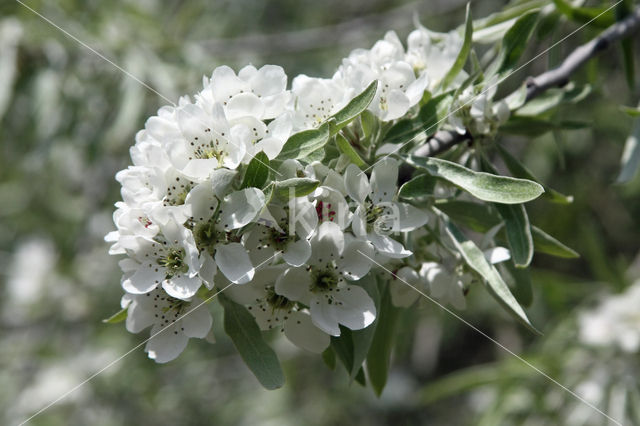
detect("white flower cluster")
[107,27,474,362]
[579,279,640,353]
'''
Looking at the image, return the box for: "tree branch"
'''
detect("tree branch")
[412,6,640,159]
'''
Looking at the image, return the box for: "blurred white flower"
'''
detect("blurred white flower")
[579,280,640,353]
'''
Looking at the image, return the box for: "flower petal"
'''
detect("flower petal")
[331,285,377,330]
[344,164,370,204]
[396,202,428,231]
[370,157,398,203]
[218,188,265,230]
[162,274,202,300]
[389,267,420,307]
[283,238,312,267]
[185,182,218,222]
[309,296,341,336]
[368,233,412,258]
[338,240,374,280]
[181,300,213,338]
[226,92,265,120]
[275,267,311,304]
[310,221,345,267]
[145,323,188,363]
[215,242,254,284]
[284,311,330,353]
[484,246,511,264]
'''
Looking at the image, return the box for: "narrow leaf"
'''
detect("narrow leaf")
[241,151,270,189]
[277,122,330,160]
[348,277,380,380]
[275,177,320,198]
[366,284,399,396]
[331,80,378,134]
[398,174,438,199]
[220,295,285,390]
[496,144,573,204]
[336,133,366,167]
[531,226,579,258]
[440,3,473,89]
[408,156,544,204]
[617,115,640,183]
[502,260,533,307]
[438,211,537,332]
[435,200,501,233]
[620,105,640,118]
[321,347,336,371]
[102,307,128,324]
[385,92,453,144]
[331,328,355,375]
[553,0,615,28]
[495,203,533,267]
[501,116,588,137]
[496,11,540,75]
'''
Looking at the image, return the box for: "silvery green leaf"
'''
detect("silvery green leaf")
[408,156,544,204]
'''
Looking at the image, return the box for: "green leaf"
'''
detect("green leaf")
[408,156,544,204]
[331,327,355,375]
[495,144,573,204]
[331,80,378,134]
[516,84,592,116]
[240,151,270,189]
[354,368,366,386]
[277,122,330,160]
[102,307,127,324]
[366,284,399,396]
[620,105,640,118]
[321,347,336,371]
[502,260,533,307]
[440,4,472,89]
[220,295,285,390]
[275,177,320,198]
[621,38,635,91]
[435,200,501,233]
[617,115,640,183]
[531,226,579,258]
[348,277,380,380]
[501,116,588,136]
[553,0,615,28]
[496,11,540,75]
[398,173,438,199]
[438,211,537,332]
[494,203,533,268]
[336,133,366,167]
[384,91,453,144]
[360,110,378,140]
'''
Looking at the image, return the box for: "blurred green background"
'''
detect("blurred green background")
[1,0,639,425]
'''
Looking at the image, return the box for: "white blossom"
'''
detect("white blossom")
[123,289,213,363]
[275,221,376,336]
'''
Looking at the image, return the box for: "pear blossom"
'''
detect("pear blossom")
[275,221,376,336]
[339,31,429,121]
[104,20,532,370]
[185,185,266,284]
[344,158,428,258]
[118,216,202,300]
[406,26,465,90]
[226,266,330,353]
[123,289,213,363]
[388,266,422,308]
[244,198,318,267]
[448,79,510,137]
[290,74,351,130]
[579,280,640,353]
[420,246,511,310]
[197,65,294,160]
